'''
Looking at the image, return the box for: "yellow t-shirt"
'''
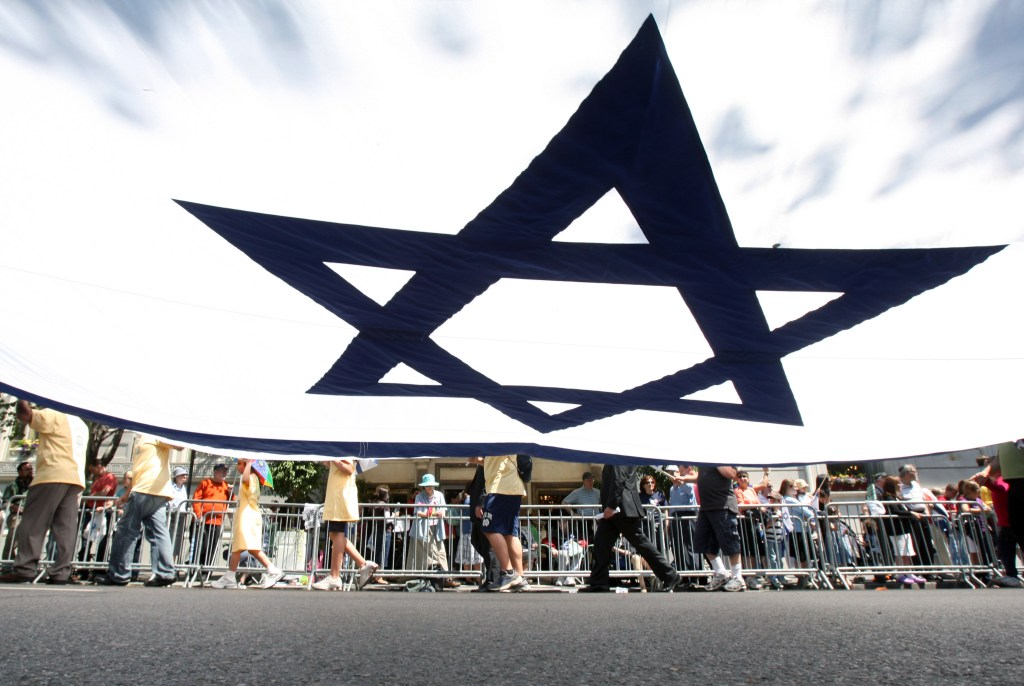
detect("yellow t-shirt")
[130,435,176,499]
[30,409,86,488]
[483,455,526,496]
[323,460,359,522]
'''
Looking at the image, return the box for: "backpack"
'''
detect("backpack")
[516,454,533,483]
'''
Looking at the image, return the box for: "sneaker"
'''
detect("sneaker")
[769,577,784,591]
[210,575,239,589]
[722,576,747,592]
[261,569,286,589]
[747,577,765,591]
[493,572,520,592]
[909,575,927,584]
[356,563,378,590]
[994,575,1022,588]
[896,575,913,585]
[511,580,531,592]
[706,573,730,591]
[312,575,344,591]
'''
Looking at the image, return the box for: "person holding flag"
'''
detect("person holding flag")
[210,458,285,589]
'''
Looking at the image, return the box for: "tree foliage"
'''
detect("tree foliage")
[269,461,327,503]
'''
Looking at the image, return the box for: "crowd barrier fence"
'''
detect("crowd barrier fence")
[0,495,1010,589]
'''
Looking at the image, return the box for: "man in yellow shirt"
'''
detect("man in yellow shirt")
[0,400,87,584]
[94,434,182,587]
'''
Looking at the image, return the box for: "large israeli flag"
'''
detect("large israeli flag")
[0,1,1021,464]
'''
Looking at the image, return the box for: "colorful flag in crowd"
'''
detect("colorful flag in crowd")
[0,2,1021,464]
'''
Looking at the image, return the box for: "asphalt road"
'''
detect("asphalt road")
[0,585,1020,685]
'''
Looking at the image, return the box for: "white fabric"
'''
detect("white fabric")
[0,2,1022,464]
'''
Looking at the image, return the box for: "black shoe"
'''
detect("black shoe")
[472,581,495,593]
[579,585,612,593]
[0,573,33,584]
[92,575,129,587]
[143,575,176,587]
[656,574,684,593]
[45,577,69,585]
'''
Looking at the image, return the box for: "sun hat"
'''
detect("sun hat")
[419,474,440,488]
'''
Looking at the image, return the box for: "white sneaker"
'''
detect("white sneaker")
[210,575,239,589]
[722,576,747,592]
[312,575,344,591]
[261,569,286,589]
[706,573,730,591]
[357,562,379,590]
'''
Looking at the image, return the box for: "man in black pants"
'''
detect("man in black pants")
[467,457,500,591]
[584,463,681,592]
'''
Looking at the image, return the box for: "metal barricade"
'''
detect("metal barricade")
[0,491,1010,589]
[820,500,1000,588]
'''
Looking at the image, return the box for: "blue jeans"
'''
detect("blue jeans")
[107,493,175,581]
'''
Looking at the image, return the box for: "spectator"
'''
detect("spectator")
[210,459,285,589]
[584,463,681,593]
[638,473,666,543]
[406,474,455,587]
[363,485,393,578]
[546,517,585,587]
[191,463,233,569]
[759,482,787,590]
[879,476,927,585]
[479,456,529,592]
[562,471,600,545]
[734,469,768,590]
[897,464,937,567]
[77,462,118,577]
[0,400,87,585]
[563,471,600,516]
[958,480,992,567]
[455,483,483,574]
[781,478,816,571]
[313,459,378,591]
[168,466,189,561]
[94,435,182,587]
[693,465,744,592]
[1,461,34,566]
[667,465,700,571]
[975,456,995,508]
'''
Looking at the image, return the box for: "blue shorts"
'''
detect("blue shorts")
[325,521,350,535]
[481,494,522,536]
[692,509,741,556]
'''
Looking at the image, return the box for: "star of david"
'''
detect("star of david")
[178,15,1002,435]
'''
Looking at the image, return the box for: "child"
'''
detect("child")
[211,459,285,589]
[313,459,378,591]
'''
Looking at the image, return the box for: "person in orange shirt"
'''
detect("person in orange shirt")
[734,469,768,590]
[190,464,234,568]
